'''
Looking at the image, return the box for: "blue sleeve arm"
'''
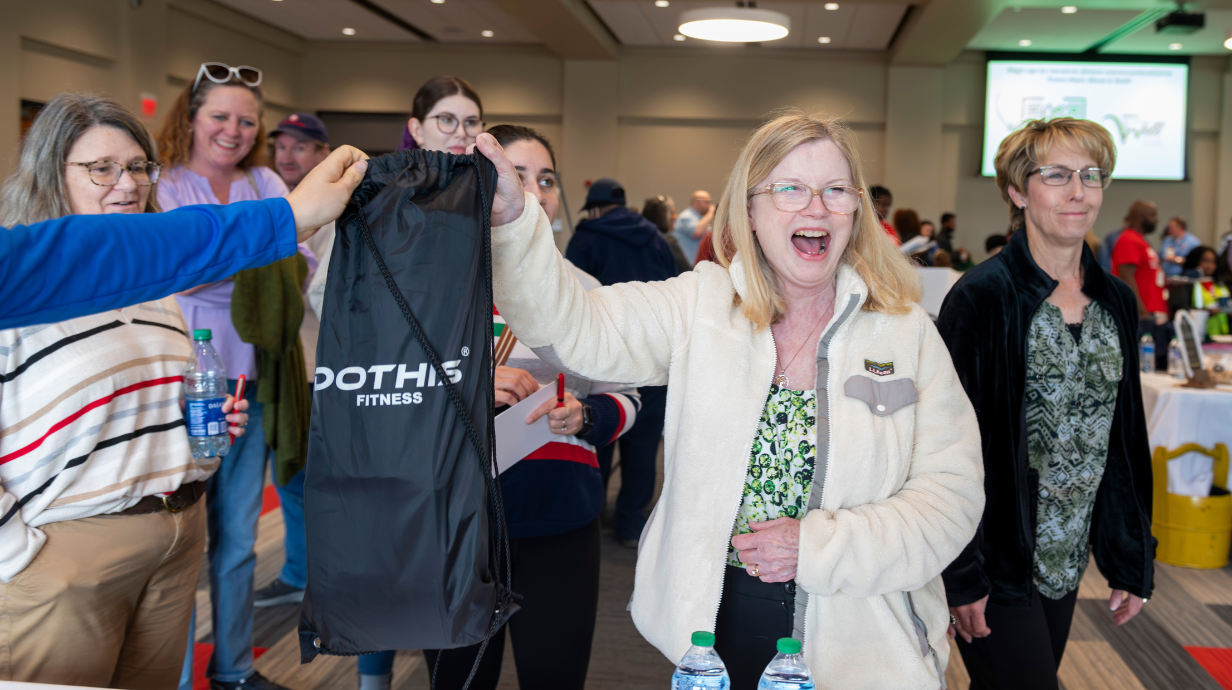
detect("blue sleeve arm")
[0,199,298,329]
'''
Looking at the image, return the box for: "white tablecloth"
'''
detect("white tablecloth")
[1140,373,1232,492]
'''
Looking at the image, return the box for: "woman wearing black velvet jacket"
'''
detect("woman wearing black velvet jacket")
[935,118,1154,690]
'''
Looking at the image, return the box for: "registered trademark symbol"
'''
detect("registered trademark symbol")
[461,347,470,357]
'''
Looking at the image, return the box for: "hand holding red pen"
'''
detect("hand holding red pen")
[526,373,583,436]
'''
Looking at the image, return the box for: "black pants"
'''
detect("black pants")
[422,520,601,690]
[596,385,667,541]
[956,589,1079,690]
[713,565,796,690]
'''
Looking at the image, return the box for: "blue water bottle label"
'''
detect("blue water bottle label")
[186,397,228,437]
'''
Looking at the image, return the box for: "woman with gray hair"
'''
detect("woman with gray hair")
[0,93,247,689]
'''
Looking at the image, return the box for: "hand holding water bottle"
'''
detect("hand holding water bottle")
[184,329,250,457]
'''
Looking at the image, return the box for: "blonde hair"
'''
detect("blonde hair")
[994,117,1116,232]
[712,111,921,328]
[156,77,268,169]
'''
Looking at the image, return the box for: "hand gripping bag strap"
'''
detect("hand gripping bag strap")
[298,151,517,675]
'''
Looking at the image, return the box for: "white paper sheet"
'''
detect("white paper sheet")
[493,382,559,475]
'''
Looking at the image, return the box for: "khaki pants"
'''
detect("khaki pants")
[0,499,205,690]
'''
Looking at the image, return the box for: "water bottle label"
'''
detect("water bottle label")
[186,397,228,437]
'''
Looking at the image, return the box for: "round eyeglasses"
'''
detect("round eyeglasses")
[1033,166,1111,189]
[751,182,864,214]
[424,113,485,137]
[66,160,162,187]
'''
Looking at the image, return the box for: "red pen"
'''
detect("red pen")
[229,375,246,441]
[556,373,565,408]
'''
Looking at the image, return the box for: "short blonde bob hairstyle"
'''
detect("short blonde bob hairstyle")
[712,111,921,328]
[994,117,1116,232]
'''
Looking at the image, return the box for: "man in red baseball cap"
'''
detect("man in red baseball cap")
[270,112,330,191]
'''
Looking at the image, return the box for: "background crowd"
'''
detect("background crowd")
[2,58,1230,690]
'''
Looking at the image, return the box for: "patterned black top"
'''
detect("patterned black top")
[1025,301,1123,598]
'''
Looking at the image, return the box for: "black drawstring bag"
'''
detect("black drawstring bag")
[298,149,517,669]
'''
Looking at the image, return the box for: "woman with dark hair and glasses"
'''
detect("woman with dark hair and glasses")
[157,63,313,690]
[396,75,484,153]
[0,92,248,690]
[937,118,1154,689]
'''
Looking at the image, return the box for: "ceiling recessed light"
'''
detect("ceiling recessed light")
[431,0,445,3]
[678,8,791,42]
[673,33,686,41]
[824,2,839,9]
[1061,6,1077,13]
[1169,42,1183,50]
[818,36,831,43]
[1018,39,1032,47]
[655,0,669,6]
[342,27,356,35]
[481,30,495,37]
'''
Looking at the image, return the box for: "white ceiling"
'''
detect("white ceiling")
[214,0,421,41]
[213,0,538,43]
[588,0,909,50]
[969,4,1232,55]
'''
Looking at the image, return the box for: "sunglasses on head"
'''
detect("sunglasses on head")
[192,63,263,94]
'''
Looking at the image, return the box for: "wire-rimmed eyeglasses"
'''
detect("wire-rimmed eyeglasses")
[750,182,864,214]
[66,160,162,186]
[1032,166,1111,189]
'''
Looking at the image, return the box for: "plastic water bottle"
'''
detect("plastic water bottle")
[757,638,815,690]
[671,631,730,689]
[1139,333,1155,374]
[1168,339,1184,379]
[183,329,231,458]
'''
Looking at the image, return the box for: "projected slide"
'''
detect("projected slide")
[982,61,1188,180]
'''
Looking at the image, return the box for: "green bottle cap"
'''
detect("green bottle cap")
[776,637,801,655]
[691,631,715,647]
[192,329,212,341]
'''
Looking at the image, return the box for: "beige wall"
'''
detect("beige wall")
[2,0,1231,261]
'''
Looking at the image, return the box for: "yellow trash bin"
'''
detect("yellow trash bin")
[1152,443,1232,569]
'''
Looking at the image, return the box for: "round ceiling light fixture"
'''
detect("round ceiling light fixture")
[342,27,356,35]
[1169,42,1183,50]
[1061,6,1077,13]
[678,7,791,42]
[1018,38,1032,47]
[1225,28,1232,50]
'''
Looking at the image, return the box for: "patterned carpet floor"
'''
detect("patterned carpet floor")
[187,452,1232,690]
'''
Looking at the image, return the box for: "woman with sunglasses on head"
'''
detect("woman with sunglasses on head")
[936,118,1154,690]
[0,93,248,690]
[157,63,311,690]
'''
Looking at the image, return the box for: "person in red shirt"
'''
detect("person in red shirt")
[1111,200,1168,367]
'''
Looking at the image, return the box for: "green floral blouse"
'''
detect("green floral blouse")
[728,383,818,567]
[1025,301,1122,599]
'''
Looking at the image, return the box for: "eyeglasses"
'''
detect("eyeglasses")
[66,160,162,186]
[424,114,485,137]
[192,63,263,94]
[750,182,864,214]
[1032,166,1111,189]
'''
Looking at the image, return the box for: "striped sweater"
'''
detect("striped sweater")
[0,298,212,581]
[494,278,640,538]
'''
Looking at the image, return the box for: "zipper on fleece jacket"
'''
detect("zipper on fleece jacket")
[710,330,779,635]
[904,592,948,689]
[799,293,861,651]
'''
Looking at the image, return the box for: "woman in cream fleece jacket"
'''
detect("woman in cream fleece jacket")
[475,113,984,689]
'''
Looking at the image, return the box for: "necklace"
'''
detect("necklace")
[773,311,829,388]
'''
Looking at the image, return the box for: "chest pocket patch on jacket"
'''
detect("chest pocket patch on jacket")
[844,375,918,417]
